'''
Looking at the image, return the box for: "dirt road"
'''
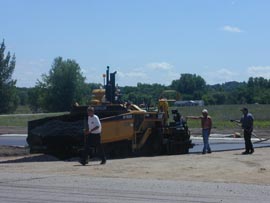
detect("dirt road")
[1,125,270,185]
[1,147,270,185]
[0,148,270,202]
[0,173,269,203]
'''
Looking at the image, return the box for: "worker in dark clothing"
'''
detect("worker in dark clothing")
[240,107,254,154]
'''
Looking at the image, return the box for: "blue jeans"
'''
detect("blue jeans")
[202,129,211,152]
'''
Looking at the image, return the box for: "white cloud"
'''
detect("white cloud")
[222,25,243,33]
[247,66,270,78]
[216,68,237,76]
[115,62,177,86]
[202,66,270,85]
[116,70,148,86]
[117,70,147,78]
[202,68,239,84]
[146,62,173,70]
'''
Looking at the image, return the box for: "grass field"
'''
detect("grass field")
[0,112,67,127]
[172,104,270,129]
[0,104,270,129]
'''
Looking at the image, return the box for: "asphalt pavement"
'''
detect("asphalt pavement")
[1,134,270,153]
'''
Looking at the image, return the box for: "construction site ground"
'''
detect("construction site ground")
[1,126,270,185]
[0,126,270,202]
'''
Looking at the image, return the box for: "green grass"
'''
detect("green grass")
[0,104,270,129]
[14,105,32,114]
[169,104,270,129]
[0,105,68,127]
[0,112,68,127]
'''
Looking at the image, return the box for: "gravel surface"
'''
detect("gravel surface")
[1,126,270,186]
[1,125,270,202]
[0,148,270,202]
[0,173,269,203]
[1,147,270,185]
[0,146,29,157]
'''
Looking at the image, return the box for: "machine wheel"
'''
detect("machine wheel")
[141,129,163,156]
[166,140,174,155]
[166,140,190,155]
[105,140,132,159]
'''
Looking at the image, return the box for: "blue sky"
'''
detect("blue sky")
[2,0,270,87]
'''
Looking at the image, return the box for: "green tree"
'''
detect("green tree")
[121,83,166,106]
[0,40,18,113]
[247,77,270,104]
[28,86,45,112]
[35,57,87,112]
[171,73,206,100]
[17,87,29,105]
[202,94,215,105]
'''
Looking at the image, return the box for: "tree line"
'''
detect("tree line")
[2,40,270,114]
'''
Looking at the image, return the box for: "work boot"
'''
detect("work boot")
[242,151,249,155]
[79,158,88,166]
[100,160,106,165]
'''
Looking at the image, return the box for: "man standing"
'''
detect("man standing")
[186,109,212,154]
[80,106,106,165]
[240,107,254,154]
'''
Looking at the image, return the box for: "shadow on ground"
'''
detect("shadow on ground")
[0,154,61,163]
